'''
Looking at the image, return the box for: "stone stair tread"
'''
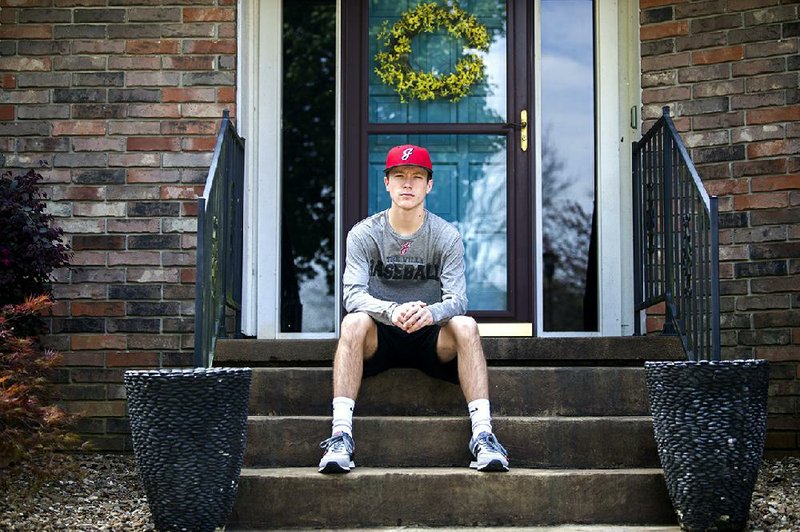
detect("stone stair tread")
[248,366,653,416]
[240,466,664,477]
[233,527,680,531]
[232,467,676,528]
[216,336,684,365]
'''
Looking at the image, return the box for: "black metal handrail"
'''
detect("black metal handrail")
[194,110,245,367]
[633,106,721,361]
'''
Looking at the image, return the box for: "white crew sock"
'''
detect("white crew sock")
[468,398,493,439]
[332,396,355,436]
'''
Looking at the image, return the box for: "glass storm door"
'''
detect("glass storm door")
[343,0,534,323]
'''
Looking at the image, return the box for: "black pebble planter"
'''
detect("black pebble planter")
[645,360,768,532]
[124,368,252,532]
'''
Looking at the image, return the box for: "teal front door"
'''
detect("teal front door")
[343,0,534,324]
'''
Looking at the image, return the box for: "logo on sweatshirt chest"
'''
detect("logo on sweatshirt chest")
[368,259,440,281]
[400,241,411,255]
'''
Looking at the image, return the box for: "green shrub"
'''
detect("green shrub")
[0,168,71,307]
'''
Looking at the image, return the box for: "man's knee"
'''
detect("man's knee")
[340,312,373,343]
[448,315,479,340]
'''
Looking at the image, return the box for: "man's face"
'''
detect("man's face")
[384,165,433,211]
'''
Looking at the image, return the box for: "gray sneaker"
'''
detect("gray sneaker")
[318,432,355,473]
[469,431,509,472]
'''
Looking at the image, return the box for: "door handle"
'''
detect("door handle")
[505,110,528,152]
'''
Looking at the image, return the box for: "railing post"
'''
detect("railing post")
[661,106,677,335]
[633,140,642,336]
[710,196,721,361]
[194,197,207,367]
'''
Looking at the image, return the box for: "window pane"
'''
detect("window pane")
[368,134,507,311]
[368,0,507,124]
[280,0,336,332]
[541,0,598,331]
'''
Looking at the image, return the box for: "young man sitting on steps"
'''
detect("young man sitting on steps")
[318,144,509,474]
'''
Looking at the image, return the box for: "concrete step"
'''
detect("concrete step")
[250,367,652,416]
[231,467,676,528]
[216,336,684,366]
[231,524,681,532]
[244,415,658,468]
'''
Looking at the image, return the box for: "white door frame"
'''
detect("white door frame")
[238,0,639,339]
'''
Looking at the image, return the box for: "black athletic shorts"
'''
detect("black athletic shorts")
[363,321,459,384]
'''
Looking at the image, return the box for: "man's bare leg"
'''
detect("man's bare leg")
[438,315,509,472]
[437,315,488,402]
[320,312,378,474]
[332,311,378,400]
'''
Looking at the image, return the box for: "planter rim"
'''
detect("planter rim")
[645,359,766,368]
[124,367,252,377]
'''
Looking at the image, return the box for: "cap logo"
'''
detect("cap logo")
[401,147,414,160]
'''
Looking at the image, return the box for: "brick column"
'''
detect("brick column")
[0,0,237,450]
[640,0,799,453]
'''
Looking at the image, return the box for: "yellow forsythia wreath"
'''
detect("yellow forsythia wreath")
[374,2,490,102]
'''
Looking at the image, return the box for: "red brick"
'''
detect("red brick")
[107,251,160,266]
[127,137,181,152]
[181,202,199,217]
[63,186,105,201]
[161,185,204,200]
[108,56,161,70]
[734,192,789,210]
[71,335,127,351]
[126,40,180,55]
[162,56,214,70]
[53,121,107,136]
[751,174,800,192]
[705,179,749,196]
[747,105,800,125]
[60,352,105,367]
[72,301,125,317]
[106,352,160,368]
[183,136,217,151]
[183,7,235,22]
[161,120,216,135]
[748,139,800,159]
[0,24,52,39]
[0,105,14,120]
[73,40,126,54]
[71,251,106,266]
[0,74,16,89]
[757,346,800,362]
[217,87,235,103]
[692,46,745,65]
[183,39,237,54]
[180,268,196,284]
[641,21,689,41]
[162,88,215,103]
[0,56,52,71]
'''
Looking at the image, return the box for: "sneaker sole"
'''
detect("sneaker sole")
[318,460,355,474]
[470,459,509,472]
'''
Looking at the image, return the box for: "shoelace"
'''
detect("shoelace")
[472,433,508,457]
[319,433,354,455]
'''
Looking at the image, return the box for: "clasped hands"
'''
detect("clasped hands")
[391,300,434,333]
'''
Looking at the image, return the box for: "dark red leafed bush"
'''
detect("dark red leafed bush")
[0,169,71,307]
[0,295,79,468]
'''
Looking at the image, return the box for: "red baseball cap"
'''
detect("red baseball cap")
[384,144,433,175]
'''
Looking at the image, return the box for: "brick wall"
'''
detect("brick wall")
[0,0,236,450]
[640,0,799,454]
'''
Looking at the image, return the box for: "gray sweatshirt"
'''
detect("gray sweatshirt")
[342,209,468,325]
